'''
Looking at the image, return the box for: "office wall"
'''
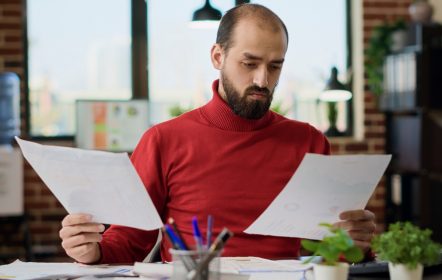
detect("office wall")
[0,0,413,261]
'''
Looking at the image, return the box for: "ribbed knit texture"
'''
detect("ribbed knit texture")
[200,80,274,131]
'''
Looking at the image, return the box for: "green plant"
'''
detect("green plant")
[301,223,364,265]
[365,19,406,96]
[372,222,441,269]
[169,104,192,117]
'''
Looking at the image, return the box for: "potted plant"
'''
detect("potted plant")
[372,221,441,280]
[365,19,407,98]
[301,223,364,280]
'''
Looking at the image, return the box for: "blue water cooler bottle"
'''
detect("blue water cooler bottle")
[0,72,20,147]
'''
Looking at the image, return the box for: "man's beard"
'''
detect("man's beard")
[221,72,274,120]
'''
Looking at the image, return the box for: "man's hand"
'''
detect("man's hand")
[333,209,376,253]
[59,213,104,264]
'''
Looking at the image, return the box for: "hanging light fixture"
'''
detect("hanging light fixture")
[189,0,222,29]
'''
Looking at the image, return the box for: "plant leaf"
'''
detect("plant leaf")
[343,246,364,263]
[301,239,319,252]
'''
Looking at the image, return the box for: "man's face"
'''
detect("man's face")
[212,18,287,119]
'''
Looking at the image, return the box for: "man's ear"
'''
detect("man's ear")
[211,44,224,70]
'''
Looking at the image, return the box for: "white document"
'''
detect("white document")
[244,153,391,240]
[15,137,163,231]
[0,260,133,280]
[219,257,312,274]
[132,258,311,279]
[133,262,173,278]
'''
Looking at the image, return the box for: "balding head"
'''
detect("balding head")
[216,4,288,54]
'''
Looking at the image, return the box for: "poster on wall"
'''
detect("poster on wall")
[0,148,24,216]
[75,100,149,152]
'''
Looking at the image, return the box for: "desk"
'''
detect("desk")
[2,261,442,279]
[351,276,442,280]
[350,262,442,280]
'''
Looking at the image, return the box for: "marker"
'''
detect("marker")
[208,227,233,252]
[206,215,213,248]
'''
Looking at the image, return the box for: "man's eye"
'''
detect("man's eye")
[243,62,256,68]
[270,64,282,70]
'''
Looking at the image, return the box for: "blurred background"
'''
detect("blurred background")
[1,0,442,263]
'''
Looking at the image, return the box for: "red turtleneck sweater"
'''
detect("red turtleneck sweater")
[99,80,330,263]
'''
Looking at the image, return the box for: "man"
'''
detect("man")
[59,4,376,264]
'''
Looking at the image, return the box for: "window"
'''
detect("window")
[27,0,131,137]
[26,0,350,137]
[148,0,350,132]
[148,0,232,125]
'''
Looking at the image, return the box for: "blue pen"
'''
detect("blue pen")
[164,224,187,250]
[192,216,204,252]
[206,215,213,248]
[163,226,196,271]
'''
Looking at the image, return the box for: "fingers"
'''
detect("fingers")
[61,213,92,227]
[59,223,105,239]
[335,210,376,255]
[65,242,101,263]
[339,209,375,221]
[353,240,372,253]
[347,230,373,242]
[59,214,103,263]
[333,220,376,233]
[61,232,103,250]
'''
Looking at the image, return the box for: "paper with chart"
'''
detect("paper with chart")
[244,153,391,240]
[15,137,163,231]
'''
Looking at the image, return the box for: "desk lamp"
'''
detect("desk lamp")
[319,67,352,137]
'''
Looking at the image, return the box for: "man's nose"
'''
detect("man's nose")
[253,67,269,89]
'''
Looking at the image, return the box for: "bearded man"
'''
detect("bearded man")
[59,3,376,264]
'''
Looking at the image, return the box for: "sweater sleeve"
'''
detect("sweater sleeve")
[99,127,167,264]
[309,125,331,155]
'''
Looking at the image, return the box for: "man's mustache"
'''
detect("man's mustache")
[245,86,271,96]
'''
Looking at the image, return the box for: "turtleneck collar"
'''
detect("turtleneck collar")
[199,80,275,132]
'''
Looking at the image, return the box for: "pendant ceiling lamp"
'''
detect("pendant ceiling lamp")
[190,0,222,29]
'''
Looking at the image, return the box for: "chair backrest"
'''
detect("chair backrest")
[142,229,162,263]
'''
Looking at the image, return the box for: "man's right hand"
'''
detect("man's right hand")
[59,213,104,264]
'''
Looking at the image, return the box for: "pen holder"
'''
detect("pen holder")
[169,248,221,280]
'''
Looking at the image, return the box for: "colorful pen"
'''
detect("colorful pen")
[163,226,196,271]
[187,227,234,280]
[192,216,204,253]
[168,217,189,250]
[164,224,187,250]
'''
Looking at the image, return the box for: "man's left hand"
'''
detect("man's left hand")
[333,209,376,253]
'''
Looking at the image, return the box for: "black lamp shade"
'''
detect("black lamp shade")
[320,67,352,102]
[192,0,222,21]
[325,67,346,91]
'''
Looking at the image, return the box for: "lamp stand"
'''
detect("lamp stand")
[325,102,344,137]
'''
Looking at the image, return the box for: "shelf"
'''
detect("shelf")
[383,24,442,243]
